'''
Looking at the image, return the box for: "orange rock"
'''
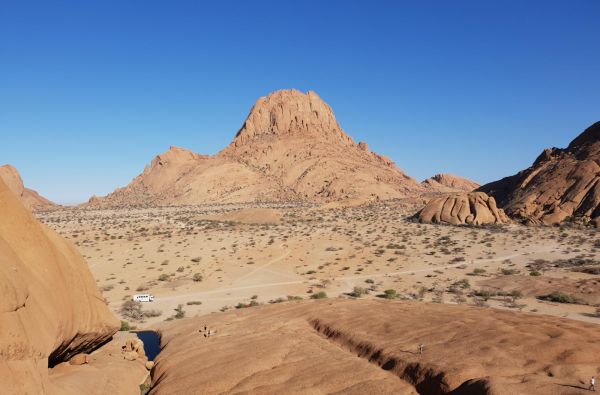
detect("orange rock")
[0,177,118,393]
[480,121,600,225]
[422,173,480,192]
[0,164,56,210]
[69,354,90,365]
[84,89,425,207]
[417,192,509,225]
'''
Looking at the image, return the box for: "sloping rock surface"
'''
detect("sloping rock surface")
[0,177,118,393]
[150,299,600,395]
[0,164,56,210]
[479,121,600,226]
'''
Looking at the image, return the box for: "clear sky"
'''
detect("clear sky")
[1,1,599,204]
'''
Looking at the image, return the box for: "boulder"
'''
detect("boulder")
[123,338,146,358]
[0,177,118,393]
[417,192,509,225]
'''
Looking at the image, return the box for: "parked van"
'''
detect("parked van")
[133,294,154,302]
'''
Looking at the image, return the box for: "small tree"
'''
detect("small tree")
[120,300,143,321]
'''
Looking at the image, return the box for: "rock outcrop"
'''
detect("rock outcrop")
[416,192,509,225]
[0,164,56,210]
[479,121,600,226]
[422,173,480,192]
[0,177,119,393]
[87,89,425,207]
[149,299,600,395]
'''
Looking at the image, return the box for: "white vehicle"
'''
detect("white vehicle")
[132,294,154,302]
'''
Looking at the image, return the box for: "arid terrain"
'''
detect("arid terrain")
[3,89,599,395]
[37,201,600,329]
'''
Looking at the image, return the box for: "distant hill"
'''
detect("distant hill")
[0,164,56,211]
[479,121,600,226]
[87,89,427,207]
[421,173,479,192]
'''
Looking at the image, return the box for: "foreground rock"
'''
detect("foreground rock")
[0,164,56,210]
[422,173,480,192]
[150,300,600,394]
[479,121,600,225]
[87,89,425,207]
[416,192,509,225]
[0,177,119,393]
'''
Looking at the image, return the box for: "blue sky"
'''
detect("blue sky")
[1,1,599,204]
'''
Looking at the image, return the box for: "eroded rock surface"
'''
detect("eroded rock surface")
[149,300,600,395]
[416,192,509,225]
[0,177,118,393]
[479,121,600,225]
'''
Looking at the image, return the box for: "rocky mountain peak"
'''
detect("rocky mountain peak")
[230,89,354,147]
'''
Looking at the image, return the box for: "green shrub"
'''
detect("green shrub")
[158,273,170,281]
[382,289,398,299]
[310,291,328,299]
[540,292,579,304]
[120,320,131,331]
[140,383,151,395]
[529,271,542,276]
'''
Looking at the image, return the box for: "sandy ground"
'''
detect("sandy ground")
[37,200,600,328]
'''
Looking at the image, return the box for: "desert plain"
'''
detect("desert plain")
[36,201,600,326]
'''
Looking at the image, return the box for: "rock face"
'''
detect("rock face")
[0,164,56,210]
[416,192,509,225]
[87,90,424,207]
[422,173,480,192]
[149,300,600,395]
[479,121,600,225]
[0,177,119,393]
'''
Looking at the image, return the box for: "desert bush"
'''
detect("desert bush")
[120,300,143,321]
[186,300,202,305]
[192,273,203,282]
[174,304,186,319]
[539,292,580,304]
[158,273,170,281]
[529,270,542,276]
[349,286,368,298]
[143,309,162,318]
[382,289,398,299]
[310,291,328,299]
[120,320,131,331]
